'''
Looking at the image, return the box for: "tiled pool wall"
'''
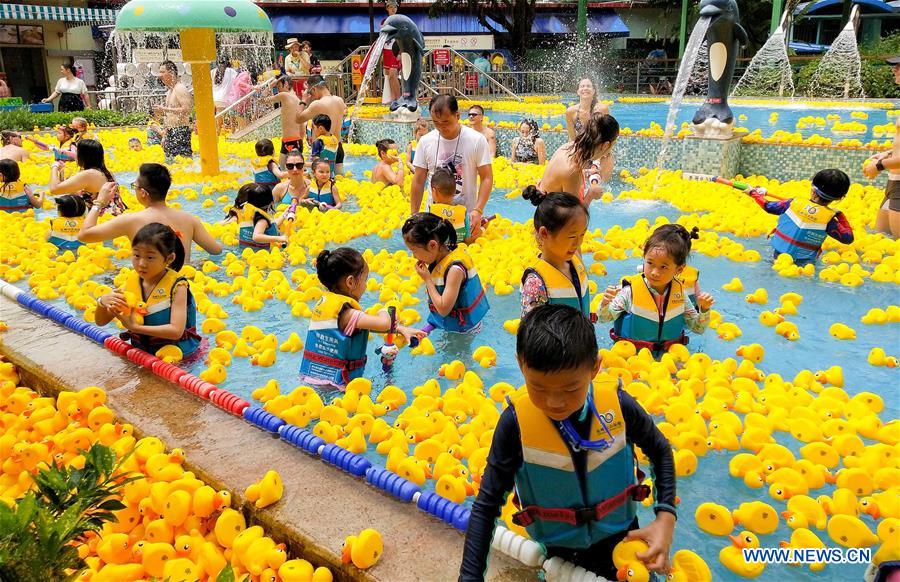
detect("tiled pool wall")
[251,116,886,185]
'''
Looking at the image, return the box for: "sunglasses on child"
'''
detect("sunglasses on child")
[285,162,304,170]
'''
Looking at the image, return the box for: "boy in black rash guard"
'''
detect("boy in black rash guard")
[459,304,677,581]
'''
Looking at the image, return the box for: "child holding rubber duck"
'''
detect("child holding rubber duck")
[459,304,676,581]
[95,222,201,358]
[600,224,713,357]
[747,168,853,266]
[299,247,425,390]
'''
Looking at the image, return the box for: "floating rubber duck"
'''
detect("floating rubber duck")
[774,320,800,341]
[828,323,856,340]
[696,502,734,536]
[198,363,227,385]
[716,322,743,341]
[722,278,744,292]
[720,531,765,578]
[669,549,712,582]
[472,345,497,368]
[774,300,798,316]
[827,514,879,547]
[342,528,383,569]
[814,365,844,387]
[733,501,779,535]
[439,360,466,380]
[502,319,520,335]
[779,528,827,572]
[251,348,277,367]
[758,311,784,327]
[279,332,304,353]
[779,292,803,306]
[155,345,183,364]
[745,288,768,304]
[735,343,765,363]
[145,448,185,482]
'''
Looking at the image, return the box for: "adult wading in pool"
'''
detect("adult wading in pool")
[156,60,193,160]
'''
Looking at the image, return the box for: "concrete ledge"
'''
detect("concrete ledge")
[0,296,536,582]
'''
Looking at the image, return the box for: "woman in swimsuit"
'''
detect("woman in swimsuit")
[510,119,546,165]
[565,77,610,141]
[535,113,618,205]
[49,139,121,214]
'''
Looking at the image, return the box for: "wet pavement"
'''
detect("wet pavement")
[0,295,538,582]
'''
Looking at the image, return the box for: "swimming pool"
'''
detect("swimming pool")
[2,139,896,580]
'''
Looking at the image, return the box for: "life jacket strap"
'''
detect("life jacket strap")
[120,326,202,350]
[511,470,650,528]
[772,228,821,252]
[609,330,688,353]
[302,349,368,384]
[429,287,485,327]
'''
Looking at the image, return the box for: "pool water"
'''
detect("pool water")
[9,152,896,581]
[473,100,897,143]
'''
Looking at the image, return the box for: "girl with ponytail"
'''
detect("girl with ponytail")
[402,212,490,333]
[299,247,425,390]
[520,190,592,318]
[599,224,714,357]
[95,223,202,357]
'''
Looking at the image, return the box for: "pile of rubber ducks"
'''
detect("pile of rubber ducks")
[0,368,333,581]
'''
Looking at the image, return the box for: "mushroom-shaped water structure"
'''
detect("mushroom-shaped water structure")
[115,0,272,175]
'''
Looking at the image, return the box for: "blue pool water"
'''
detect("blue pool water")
[17,153,896,580]
[474,100,899,143]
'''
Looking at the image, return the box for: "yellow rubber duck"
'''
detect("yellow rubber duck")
[410,336,436,356]
[774,300,798,316]
[244,470,283,509]
[722,277,744,292]
[96,532,133,565]
[335,427,367,454]
[198,363,227,385]
[342,528,383,569]
[279,332,304,352]
[145,448,185,482]
[827,514,879,547]
[758,310,784,327]
[280,559,315,582]
[735,343,765,363]
[134,541,176,579]
[162,488,192,527]
[162,557,200,582]
[695,502,734,536]
[213,508,246,548]
[732,501,779,535]
[785,495,828,530]
[745,288,768,304]
[252,379,281,403]
[472,345,497,368]
[814,365,844,387]
[439,360,466,380]
[774,320,800,341]
[669,549,712,582]
[720,531,765,578]
[868,347,899,368]
[779,528,827,572]
[155,345,184,364]
[250,348,277,367]
[828,323,856,340]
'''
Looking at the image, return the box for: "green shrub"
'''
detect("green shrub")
[862,60,900,98]
[0,109,148,132]
[0,444,136,582]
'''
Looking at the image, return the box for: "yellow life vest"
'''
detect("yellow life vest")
[429,202,469,240]
[523,255,591,317]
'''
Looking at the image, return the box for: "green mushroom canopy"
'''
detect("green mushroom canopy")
[115,0,272,32]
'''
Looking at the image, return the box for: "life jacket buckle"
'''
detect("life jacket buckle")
[574,506,596,525]
[511,508,534,527]
[633,483,651,502]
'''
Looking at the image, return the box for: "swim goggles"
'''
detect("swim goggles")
[556,389,616,452]
[812,184,840,202]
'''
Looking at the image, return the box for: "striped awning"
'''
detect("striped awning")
[0,4,117,24]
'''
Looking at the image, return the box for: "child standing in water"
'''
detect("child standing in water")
[429,168,471,243]
[520,189,591,318]
[251,138,285,190]
[600,224,714,356]
[48,194,88,251]
[459,304,676,581]
[300,159,342,211]
[0,159,40,211]
[402,212,489,334]
[300,247,425,390]
[747,168,853,266]
[25,125,77,163]
[236,183,288,248]
[95,222,202,357]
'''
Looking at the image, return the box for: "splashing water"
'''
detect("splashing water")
[686,41,709,97]
[732,28,795,98]
[654,17,711,176]
[347,33,388,141]
[809,8,864,99]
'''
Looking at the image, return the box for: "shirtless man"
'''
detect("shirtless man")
[78,163,222,263]
[263,76,306,169]
[863,56,900,239]
[0,131,29,162]
[467,105,496,158]
[155,61,193,159]
[295,75,347,175]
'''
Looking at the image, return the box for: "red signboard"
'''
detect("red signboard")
[465,72,478,91]
[432,48,451,66]
[351,54,362,86]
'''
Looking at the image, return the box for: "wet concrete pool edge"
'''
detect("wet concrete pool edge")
[0,295,537,582]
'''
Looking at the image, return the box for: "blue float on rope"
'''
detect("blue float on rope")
[320,443,371,477]
[278,424,325,455]
[364,466,420,502]
[243,406,286,434]
[416,491,471,531]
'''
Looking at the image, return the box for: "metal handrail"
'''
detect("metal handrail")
[423,47,520,101]
[215,76,277,120]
